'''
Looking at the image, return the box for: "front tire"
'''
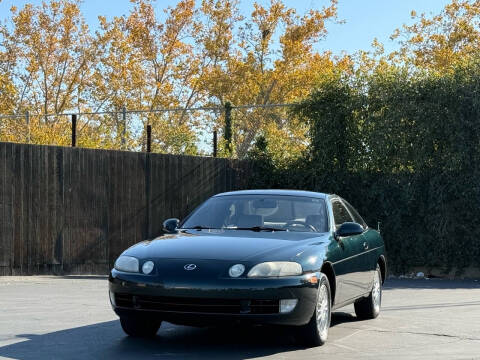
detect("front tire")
[120,316,161,337]
[354,264,382,320]
[298,274,331,347]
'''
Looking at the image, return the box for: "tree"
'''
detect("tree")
[94,0,203,153]
[391,0,480,71]
[198,0,346,159]
[0,0,101,145]
[0,25,16,114]
[293,73,364,172]
[7,0,99,115]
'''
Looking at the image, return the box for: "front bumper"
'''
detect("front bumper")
[108,269,319,326]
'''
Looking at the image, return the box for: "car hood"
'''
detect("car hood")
[122,229,329,262]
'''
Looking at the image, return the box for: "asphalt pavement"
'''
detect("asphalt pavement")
[0,276,479,360]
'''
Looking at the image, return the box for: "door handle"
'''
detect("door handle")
[363,241,369,250]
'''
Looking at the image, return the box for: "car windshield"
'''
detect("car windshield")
[181,195,328,233]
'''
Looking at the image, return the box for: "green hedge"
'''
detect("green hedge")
[247,63,480,274]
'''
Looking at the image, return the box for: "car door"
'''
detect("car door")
[328,198,366,304]
[342,199,374,294]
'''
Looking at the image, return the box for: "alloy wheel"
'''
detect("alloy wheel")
[372,269,382,312]
[316,283,330,339]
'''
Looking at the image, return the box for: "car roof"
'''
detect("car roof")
[214,189,330,199]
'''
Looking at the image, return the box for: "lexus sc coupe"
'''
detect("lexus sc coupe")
[109,190,386,346]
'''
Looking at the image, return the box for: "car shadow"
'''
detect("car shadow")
[0,312,356,360]
[330,311,357,327]
[0,321,297,360]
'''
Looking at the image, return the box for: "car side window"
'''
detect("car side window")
[331,200,353,229]
[342,200,367,228]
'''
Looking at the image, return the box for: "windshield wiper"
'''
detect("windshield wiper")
[184,225,287,232]
[182,225,219,230]
[229,226,287,232]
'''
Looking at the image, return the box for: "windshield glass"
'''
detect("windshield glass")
[182,195,328,233]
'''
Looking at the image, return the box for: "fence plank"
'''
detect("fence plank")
[148,153,165,238]
[37,146,47,271]
[24,145,33,273]
[12,144,23,273]
[0,144,6,269]
[53,146,65,268]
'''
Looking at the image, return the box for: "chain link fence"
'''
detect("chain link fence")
[0,103,298,157]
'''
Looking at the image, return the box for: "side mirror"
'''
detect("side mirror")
[163,218,180,234]
[335,222,364,238]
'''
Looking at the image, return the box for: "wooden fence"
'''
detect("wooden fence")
[0,142,250,275]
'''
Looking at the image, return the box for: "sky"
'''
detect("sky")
[0,0,453,56]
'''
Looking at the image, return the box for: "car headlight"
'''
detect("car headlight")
[247,262,302,277]
[114,256,139,273]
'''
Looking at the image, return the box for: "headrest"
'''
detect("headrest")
[237,214,264,228]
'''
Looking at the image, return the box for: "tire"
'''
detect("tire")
[297,274,331,347]
[120,316,161,337]
[354,264,382,320]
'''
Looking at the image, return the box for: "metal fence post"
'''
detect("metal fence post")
[147,124,152,153]
[122,106,126,150]
[71,114,77,147]
[224,102,232,155]
[25,111,30,143]
[213,130,217,157]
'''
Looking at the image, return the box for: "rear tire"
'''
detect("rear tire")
[120,316,161,337]
[354,264,382,320]
[297,274,331,347]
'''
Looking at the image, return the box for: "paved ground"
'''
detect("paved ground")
[0,276,479,360]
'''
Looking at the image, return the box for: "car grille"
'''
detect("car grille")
[115,293,279,314]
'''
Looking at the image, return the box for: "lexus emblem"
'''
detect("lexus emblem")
[184,264,197,271]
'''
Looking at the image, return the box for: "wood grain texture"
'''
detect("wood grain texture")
[0,142,251,275]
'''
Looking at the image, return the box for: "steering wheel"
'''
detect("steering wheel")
[285,220,316,232]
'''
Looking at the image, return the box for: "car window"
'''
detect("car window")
[181,195,328,233]
[342,200,367,228]
[331,200,353,229]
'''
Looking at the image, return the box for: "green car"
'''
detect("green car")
[109,190,386,346]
